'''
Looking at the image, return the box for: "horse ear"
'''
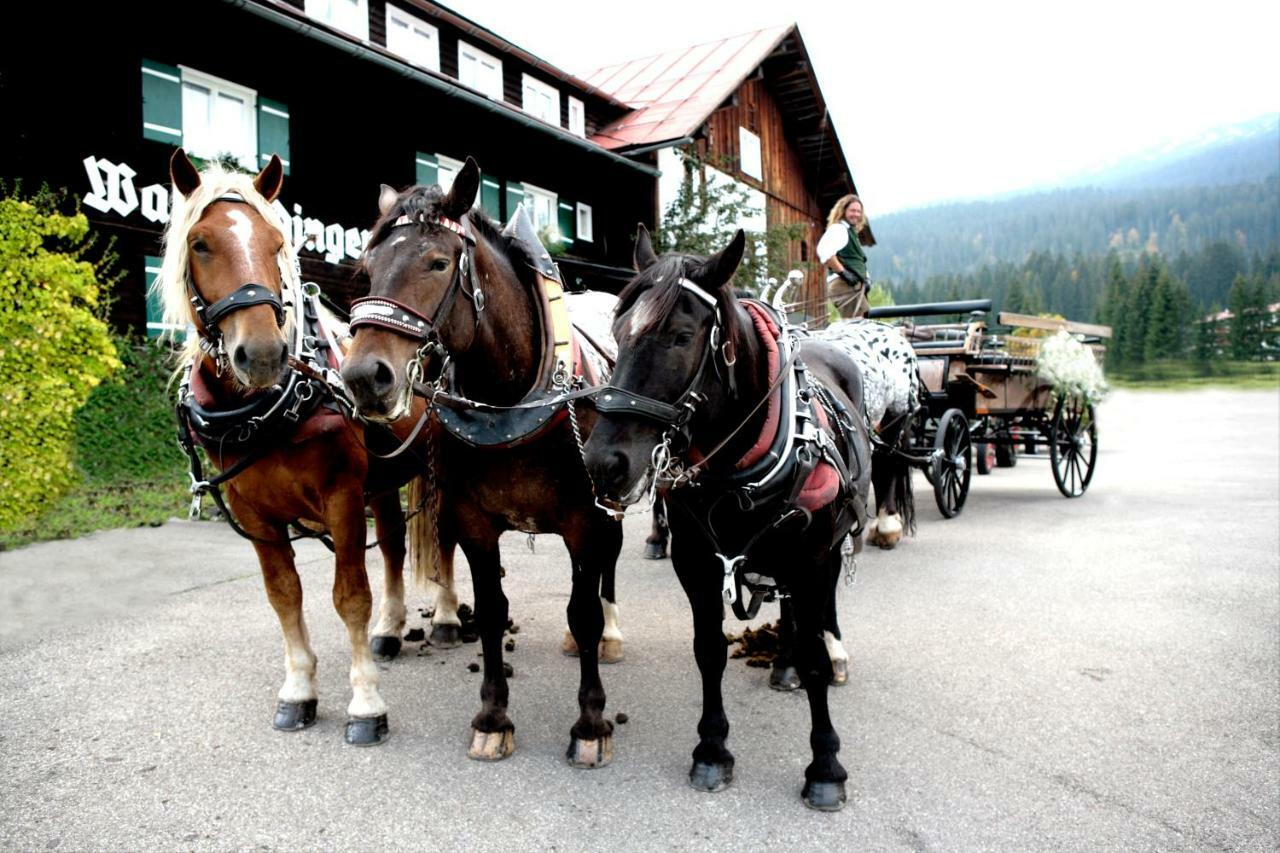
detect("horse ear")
[378,184,399,217]
[633,223,658,271]
[443,157,480,219]
[692,229,746,290]
[253,154,284,202]
[169,148,201,198]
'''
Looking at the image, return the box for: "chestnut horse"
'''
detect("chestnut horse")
[341,158,622,767]
[158,149,426,745]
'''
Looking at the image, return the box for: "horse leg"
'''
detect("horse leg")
[672,539,734,792]
[599,548,624,664]
[428,542,463,648]
[564,516,623,767]
[869,440,903,549]
[794,553,849,810]
[644,497,669,559]
[327,485,390,746]
[769,597,802,691]
[239,506,318,732]
[368,489,407,660]
[458,527,515,761]
[823,583,850,686]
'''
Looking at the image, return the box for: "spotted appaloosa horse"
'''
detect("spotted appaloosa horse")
[819,319,919,548]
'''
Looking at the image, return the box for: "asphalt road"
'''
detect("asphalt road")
[1,388,1276,852]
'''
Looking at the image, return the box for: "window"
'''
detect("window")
[386,5,439,72]
[305,0,369,41]
[522,183,557,234]
[568,96,585,138]
[458,41,503,100]
[739,126,762,181]
[179,66,258,171]
[521,74,560,125]
[142,61,290,174]
[144,255,186,339]
[576,203,593,242]
[415,152,439,186]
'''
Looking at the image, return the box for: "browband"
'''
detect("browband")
[348,296,435,341]
[392,212,470,239]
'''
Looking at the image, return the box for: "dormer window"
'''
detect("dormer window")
[458,41,503,100]
[521,74,560,126]
[386,4,439,72]
[304,0,369,42]
[568,97,585,138]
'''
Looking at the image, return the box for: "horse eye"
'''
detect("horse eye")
[674,332,694,346]
[431,258,450,272]
[191,239,210,255]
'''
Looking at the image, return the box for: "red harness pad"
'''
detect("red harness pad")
[733,302,840,512]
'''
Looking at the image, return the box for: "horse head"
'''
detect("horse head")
[167,148,290,389]
[342,158,484,422]
[584,226,746,509]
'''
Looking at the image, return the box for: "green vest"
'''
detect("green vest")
[836,224,867,280]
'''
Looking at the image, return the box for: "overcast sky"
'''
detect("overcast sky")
[444,0,1279,214]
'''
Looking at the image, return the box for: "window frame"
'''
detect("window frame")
[521,182,558,235]
[304,0,370,42]
[567,96,585,138]
[385,4,440,72]
[457,40,504,100]
[521,73,561,126]
[739,126,763,181]
[575,202,593,242]
[177,65,258,171]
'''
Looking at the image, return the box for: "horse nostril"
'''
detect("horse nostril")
[232,345,249,371]
[372,360,395,396]
[278,341,289,367]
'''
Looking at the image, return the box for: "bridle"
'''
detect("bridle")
[347,210,484,414]
[186,193,288,368]
[593,276,742,498]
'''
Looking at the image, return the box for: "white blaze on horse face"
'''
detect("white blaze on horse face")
[391,235,408,247]
[627,291,660,339]
[224,207,256,259]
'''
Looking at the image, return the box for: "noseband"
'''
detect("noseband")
[348,211,483,405]
[187,194,288,362]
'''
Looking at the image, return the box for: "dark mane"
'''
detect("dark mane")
[361,184,535,284]
[615,254,741,346]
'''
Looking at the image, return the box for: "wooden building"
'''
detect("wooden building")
[2,0,658,335]
[585,26,863,318]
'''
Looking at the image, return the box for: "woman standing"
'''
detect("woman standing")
[816,194,876,318]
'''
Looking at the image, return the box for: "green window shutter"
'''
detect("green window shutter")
[415,152,438,186]
[480,174,501,219]
[557,201,575,245]
[504,181,524,221]
[257,97,291,175]
[143,255,185,340]
[141,60,182,144]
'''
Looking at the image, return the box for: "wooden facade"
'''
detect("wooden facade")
[1,0,655,336]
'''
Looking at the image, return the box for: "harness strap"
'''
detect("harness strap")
[349,296,435,341]
[197,282,285,332]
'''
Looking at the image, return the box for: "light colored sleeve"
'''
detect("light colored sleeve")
[816,224,846,264]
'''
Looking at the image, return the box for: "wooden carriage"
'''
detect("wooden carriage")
[865,300,1112,517]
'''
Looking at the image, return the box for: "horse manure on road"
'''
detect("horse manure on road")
[467,662,480,673]
[615,712,629,724]
[725,622,782,668]
[403,628,425,642]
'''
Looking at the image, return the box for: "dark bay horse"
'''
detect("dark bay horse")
[583,227,872,810]
[341,158,622,767]
[158,149,426,745]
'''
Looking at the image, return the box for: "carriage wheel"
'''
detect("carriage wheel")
[996,439,1018,468]
[1050,395,1097,498]
[931,409,971,518]
[976,442,995,476]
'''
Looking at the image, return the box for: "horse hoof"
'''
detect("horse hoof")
[769,665,802,691]
[566,733,614,769]
[599,638,625,664]
[273,699,317,731]
[344,714,389,747]
[643,540,668,560]
[370,635,401,660]
[429,624,462,649]
[689,761,733,793]
[830,659,849,686]
[561,629,580,657]
[802,780,848,812]
[468,727,515,761]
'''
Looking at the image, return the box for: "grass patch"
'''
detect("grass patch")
[1108,360,1280,391]
[0,338,191,551]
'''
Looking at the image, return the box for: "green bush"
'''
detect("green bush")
[0,191,121,530]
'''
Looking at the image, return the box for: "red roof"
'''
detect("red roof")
[583,25,793,151]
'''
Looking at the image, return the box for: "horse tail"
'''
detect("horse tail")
[897,426,916,536]
[406,473,443,591]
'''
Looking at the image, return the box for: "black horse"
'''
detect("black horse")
[584,227,871,810]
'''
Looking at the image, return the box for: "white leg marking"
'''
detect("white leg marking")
[371,566,407,639]
[601,597,624,642]
[823,630,849,664]
[431,580,461,629]
[279,614,318,703]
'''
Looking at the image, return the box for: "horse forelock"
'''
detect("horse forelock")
[157,164,298,362]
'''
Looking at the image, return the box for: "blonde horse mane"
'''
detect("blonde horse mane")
[152,163,305,364]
